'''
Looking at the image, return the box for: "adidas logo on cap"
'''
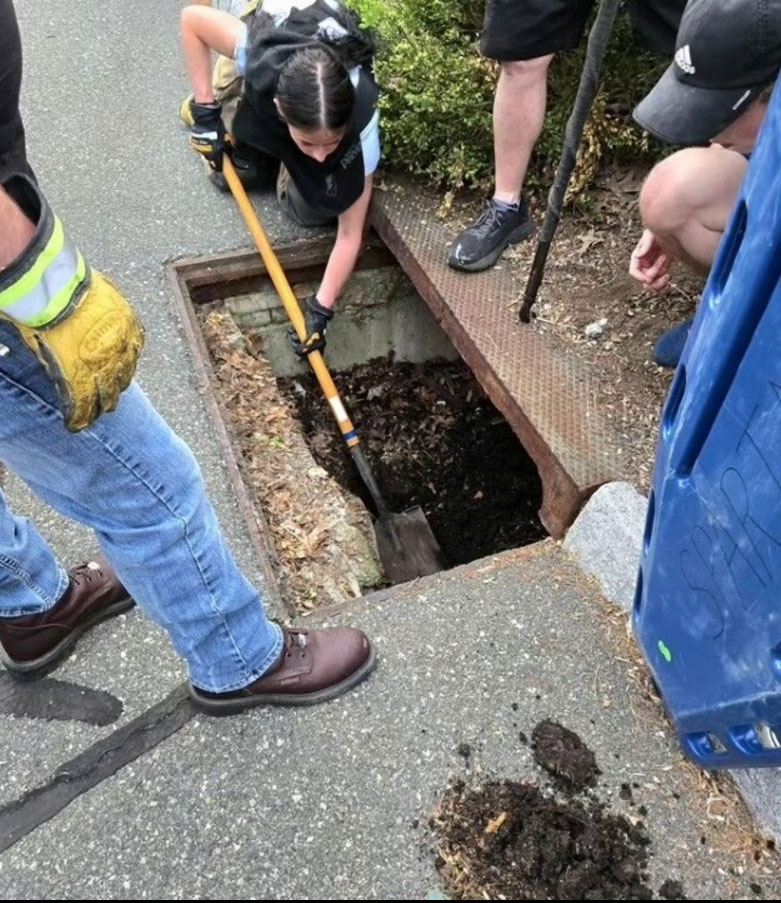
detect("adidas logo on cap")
[675,44,696,75]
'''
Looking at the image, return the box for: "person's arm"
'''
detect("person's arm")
[0,175,144,431]
[0,185,34,269]
[317,174,374,308]
[181,5,243,103]
[289,176,374,357]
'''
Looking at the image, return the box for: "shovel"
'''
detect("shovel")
[221,156,446,584]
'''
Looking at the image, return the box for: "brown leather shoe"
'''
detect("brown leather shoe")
[0,558,134,677]
[189,626,377,715]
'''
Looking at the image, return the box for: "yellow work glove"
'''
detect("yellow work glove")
[0,174,144,432]
[16,272,144,432]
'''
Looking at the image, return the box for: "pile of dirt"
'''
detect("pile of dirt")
[431,720,687,901]
[432,778,656,900]
[278,357,547,567]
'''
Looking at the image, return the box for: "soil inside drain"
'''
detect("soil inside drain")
[278,357,547,567]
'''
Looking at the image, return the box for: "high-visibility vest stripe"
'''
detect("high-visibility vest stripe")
[0,217,86,327]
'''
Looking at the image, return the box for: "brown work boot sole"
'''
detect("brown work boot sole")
[1,595,135,680]
[188,644,377,716]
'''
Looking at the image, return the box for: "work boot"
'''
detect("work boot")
[189,626,376,716]
[447,198,533,272]
[0,558,134,678]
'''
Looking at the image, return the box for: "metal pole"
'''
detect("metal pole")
[519,0,622,323]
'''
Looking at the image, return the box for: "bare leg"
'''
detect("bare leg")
[493,55,553,204]
[640,145,748,274]
[447,56,551,271]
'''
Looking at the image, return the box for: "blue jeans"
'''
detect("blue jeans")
[0,321,283,692]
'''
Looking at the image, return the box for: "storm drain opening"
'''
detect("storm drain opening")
[170,237,547,612]
[278,357,546,569]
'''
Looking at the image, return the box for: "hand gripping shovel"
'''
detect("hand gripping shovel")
[222,156,446,584]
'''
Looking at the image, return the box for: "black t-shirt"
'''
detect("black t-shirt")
[628,0,687,56]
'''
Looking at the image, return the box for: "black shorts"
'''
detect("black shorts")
[480,0,686,63]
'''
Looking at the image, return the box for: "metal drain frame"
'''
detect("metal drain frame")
[370,186,622,537]
[167,236,395,610]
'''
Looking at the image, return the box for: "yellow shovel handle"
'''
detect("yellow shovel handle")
[222,156,360,449]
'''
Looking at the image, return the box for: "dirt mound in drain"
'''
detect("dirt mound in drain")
[532,719,602,792]
[432,779,654,900]
[279,357,546,566]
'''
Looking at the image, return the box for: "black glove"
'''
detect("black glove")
[289,296,334,357]
[189,101,228,171]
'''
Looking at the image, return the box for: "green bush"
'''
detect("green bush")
[348,0,668,196]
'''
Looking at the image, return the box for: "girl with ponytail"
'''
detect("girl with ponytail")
[181,0,380,357]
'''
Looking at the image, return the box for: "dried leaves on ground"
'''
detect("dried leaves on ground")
[199,309,382,612]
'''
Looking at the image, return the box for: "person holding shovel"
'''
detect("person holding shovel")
[0,0,375,714]
[180,0,380,358]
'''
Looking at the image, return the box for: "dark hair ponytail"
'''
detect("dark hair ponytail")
[276,46,355,130]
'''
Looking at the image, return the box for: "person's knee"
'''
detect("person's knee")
[500,55,553,84]
[639,149,708,240]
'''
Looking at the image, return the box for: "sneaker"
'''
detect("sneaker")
[447,198,533,272]
[653,318,694,368]
[189,626,376,716]
[0,558,134,678]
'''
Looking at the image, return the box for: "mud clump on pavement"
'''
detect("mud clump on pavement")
[659,878,687,899]
[531,719,602,792]
[431,778,654,900]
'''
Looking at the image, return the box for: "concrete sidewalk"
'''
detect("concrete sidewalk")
[2,543,776,899]
[1,2,778,898]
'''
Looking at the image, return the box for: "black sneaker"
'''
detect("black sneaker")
[447,199,533,272]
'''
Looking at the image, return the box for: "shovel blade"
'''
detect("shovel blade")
[374,507,446,584]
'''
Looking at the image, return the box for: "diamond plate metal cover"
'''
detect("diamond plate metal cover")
[371,185,623,535]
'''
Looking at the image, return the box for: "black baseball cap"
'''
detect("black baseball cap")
[633,0,781,145]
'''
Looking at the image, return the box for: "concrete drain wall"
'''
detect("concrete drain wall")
[225,266,459,378]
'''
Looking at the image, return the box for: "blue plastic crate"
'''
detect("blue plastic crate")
[634,78,781,768]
